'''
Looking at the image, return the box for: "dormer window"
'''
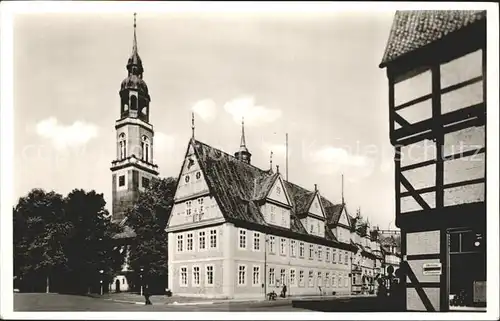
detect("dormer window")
[185,175,190,183]
[276,186,281,195]
[196,171,201,180]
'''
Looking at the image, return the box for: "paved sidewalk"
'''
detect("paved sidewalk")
[92,292,375,306]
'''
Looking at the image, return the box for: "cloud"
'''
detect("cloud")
[191,99,217,122]
[35,117,98,150]
[309,146,375,181]
[224,96,282,126]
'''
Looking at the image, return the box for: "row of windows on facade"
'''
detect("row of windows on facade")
[121,95,149,114]
[176,229,350,265]
[182,198,205,222]
[118,134,152,163]
[179,264,350,288]
[117,174,150,189]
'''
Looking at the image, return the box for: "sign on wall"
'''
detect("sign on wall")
[422,262,442,276]
[473,281,486,303]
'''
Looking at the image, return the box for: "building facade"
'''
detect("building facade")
[165,127,397,298]
[379,11,486,311]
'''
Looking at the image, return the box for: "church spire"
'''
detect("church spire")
[240,117,247,149]
[234,117,252,164]
[132,13,138,57]
[127,12,143,75]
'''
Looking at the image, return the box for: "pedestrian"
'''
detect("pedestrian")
[144,284,152,305]
[281,284,287,298]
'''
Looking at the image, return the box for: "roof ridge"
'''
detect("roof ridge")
[194,139,273,175]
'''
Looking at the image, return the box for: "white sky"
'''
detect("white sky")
[13,10,398,229]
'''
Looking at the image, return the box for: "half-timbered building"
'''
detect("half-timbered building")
[379,10,486,311]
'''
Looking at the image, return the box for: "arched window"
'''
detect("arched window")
[130,95,138,110]
[141,136,150,163]
[119,133,126,159]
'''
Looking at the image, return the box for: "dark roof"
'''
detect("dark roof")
[283,181,316,215]
[191,139,342,243]
[380,10,486,67]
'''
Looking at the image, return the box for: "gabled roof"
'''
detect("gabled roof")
[190,139,343,244]
[283,181,316,215]
[380,10,486,67]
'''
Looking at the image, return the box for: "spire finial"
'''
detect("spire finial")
[341,174,345,205]
[191,112,195,140]
[240,117,246,148]
[132,13,138,54]
[270,151,273,171]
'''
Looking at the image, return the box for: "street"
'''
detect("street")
[14,293,307,312]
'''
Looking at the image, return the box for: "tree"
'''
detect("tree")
[63,189,125,294]
[13,189,70,292]
[126,177,177,293]
[13,188,125,294]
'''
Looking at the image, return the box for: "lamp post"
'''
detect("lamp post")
[99,270,104,295]
[140,268,144,296]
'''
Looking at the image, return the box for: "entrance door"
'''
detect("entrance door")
[115,279,121,293]
[448,228,486,311]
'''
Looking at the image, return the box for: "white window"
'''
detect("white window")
[197,198,204,220]
[290,269,296,286]
[198,231,206,250]
[238,265,246,286]
[309,244,314,260]
[206,265,214,286]
[317,272,322,287]
[141,136,151,163]
[269,268,275,286]
[299,270,304,287]
[325,272,330,287]
[118,133,126,160]
[239,229,247,250]
[253,232,260,251]
[308,271,314,287]
[290,240,296,257]
[280,238,286,256]
[281,210,286,226]
[276,185,281,195]
[280,269,286,286]
[269,236,276,254]
[186,201,192,216]
[318,246,322,260]
[180,267,187,287]
[270,205,275,222]
[345,253,349,265]
[344,274,349,287]
[333,274,337,287]
[187,233,193,251]
[339,252,343,263]
[310,224,314,233]
[252,266,260,286]
[192,266,200,286]
[177,234,184,252]
[333,251,337,263]
[338,276,342,288]
[299,242,305,258]
[210,229,217,248]
[326,249,330,262]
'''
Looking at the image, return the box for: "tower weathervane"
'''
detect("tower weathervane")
[191,112,195,140]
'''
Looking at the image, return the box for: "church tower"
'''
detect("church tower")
[110,14,159,222]
[234,118,252,164]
